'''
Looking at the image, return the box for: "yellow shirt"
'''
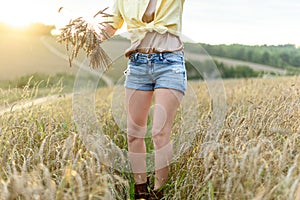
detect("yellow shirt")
[105,0,185,43]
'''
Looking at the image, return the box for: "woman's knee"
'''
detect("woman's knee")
[127,135,145,144]
[152,129,170,149]
[127,123,147,140]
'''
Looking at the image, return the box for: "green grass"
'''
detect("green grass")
[0,73,72,106]
[0,72,109,107]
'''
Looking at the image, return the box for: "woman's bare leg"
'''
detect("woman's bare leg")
[151,88,183,190]
[126,88,153,184]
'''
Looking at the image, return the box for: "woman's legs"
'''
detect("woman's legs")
[151,88,183,190]
[126,87,183,190]
[126,88,153,184]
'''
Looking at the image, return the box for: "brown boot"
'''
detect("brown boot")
[134,182,149,200]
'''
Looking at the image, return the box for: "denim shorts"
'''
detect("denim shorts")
[124,51,187,94]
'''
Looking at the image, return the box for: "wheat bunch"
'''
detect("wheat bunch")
[57,7,113,71]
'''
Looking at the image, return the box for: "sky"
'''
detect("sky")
[0,0,300,46]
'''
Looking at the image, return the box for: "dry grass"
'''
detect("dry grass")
[0,76,299,199]
[166,76,300,200]
[0,87,128,200]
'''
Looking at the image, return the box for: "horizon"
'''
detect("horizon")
[1,21,299,48]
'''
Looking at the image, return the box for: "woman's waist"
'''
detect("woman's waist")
[128,51,184,64]
[125,31,183,57]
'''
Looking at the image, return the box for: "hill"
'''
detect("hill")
[0,32,76,80]
[0,24,293,81]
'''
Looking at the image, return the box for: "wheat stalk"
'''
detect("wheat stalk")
[57,7,113,71]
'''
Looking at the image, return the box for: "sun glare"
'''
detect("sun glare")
[5,19,31,28]
[0,1,41,28]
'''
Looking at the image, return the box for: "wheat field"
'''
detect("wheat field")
[0,76,299,200]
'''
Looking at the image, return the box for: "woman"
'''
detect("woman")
[103,0,186,199]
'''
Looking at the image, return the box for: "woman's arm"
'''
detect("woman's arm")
[101,23,118,41]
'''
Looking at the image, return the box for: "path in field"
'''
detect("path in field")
[213,56,287,74]
[186,52,287,75]
[0,94,72,116]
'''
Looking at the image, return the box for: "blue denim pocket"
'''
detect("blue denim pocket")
[162,52,184,64]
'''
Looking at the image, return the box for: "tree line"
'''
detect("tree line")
[185,43,300,70]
